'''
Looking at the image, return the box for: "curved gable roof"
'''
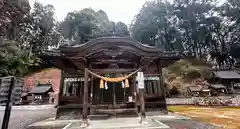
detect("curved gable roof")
[59,37,163,56]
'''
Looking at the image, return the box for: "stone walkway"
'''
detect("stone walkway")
[0,105,55,110]
[28,113,217,129]
[0,107,56,129]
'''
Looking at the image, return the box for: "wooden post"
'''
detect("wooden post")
[133,76,136,100]
[113,82,116,107]
[90,75,93,104]
[158,64,168,113]
[55,71,64,119]
[133,75,138,114]
[137,72,146,122]
[112,81,117,117]
[83,68,89,122]
[139,89,146,121]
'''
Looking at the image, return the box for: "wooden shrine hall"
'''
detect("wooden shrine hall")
[40,37,183,120]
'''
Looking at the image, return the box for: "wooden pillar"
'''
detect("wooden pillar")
[55,70,64,119]
[133,76,136,100]
[158,64,168,113]
[133,75,138,114]
[139,88,146,119]
[82,68,89,122]
[138,72,146,121]
[90,75,93,104]
[113,83,116,107]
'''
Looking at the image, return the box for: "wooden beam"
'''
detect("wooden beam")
[69,56,87,62]
[91,59,136,64]
[91,68,136,73]
[82,68,89,122]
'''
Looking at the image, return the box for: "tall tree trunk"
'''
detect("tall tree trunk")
[28,45,32,59]
[43,22,50,50]
[213,41,218,53]
[199,43,202,58]
[193,40,199,59]
[43,29,49,50]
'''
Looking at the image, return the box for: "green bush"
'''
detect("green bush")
[163,58,212,96]
[165,58,212,80]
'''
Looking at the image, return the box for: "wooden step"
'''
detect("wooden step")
[89,114,110,120]
[91,108,138,117]
[91,102,135,109]
[94,108,136,113]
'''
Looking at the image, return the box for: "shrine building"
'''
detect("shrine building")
[40,37,183,120]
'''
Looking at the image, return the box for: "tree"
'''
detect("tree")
[59,8,130,44]
[131,0,183,50]
[173,0,219,58]
[131,0,221,56]
[115,22,130,37]
[25,2,64,51]
[0,0,30,39]
[59,8,105,43]
[131,0,239,68]
[0,0,42,77]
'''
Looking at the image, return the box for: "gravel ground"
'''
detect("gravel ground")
[161,119,218,129]
[27,114,217,129]
[0,107,56,129]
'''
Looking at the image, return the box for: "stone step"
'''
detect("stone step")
[89,114,110,120]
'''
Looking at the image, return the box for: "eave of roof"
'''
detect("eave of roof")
[29,86,52,94]
[213,70,240,79]
[59,37,163,53]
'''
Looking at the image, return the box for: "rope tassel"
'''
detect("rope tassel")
[100,79,104,89]
[125,79,129,88]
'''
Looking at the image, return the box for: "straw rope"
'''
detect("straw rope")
[85,68,141,82]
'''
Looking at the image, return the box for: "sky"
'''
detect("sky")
[29,0,149,25]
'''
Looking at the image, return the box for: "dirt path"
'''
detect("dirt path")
[168,106,240,129]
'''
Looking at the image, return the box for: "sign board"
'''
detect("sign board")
[64,77,90,82]
[0,76,15,129]
[135,76,159,81]
[137,72,145,89]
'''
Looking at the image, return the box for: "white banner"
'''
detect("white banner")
[137,72,145,89]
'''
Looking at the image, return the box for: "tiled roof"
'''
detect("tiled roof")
[29,86,51,94]
[213,70,240,79]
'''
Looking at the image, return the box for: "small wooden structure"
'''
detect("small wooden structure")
[28,84,54,104]
[211,69,240,94]
[209,84,227,96]
[187,86,210,97]
[40,37,183,120]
